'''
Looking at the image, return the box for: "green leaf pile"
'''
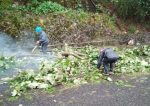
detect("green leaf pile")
[0,55,15,74]
[115,45,150,73]
[4,45,150,97]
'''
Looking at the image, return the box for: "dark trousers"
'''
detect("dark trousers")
[41,42,48,54]
[103,57,118,74]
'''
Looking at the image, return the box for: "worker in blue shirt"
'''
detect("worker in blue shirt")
[35,26,49,54]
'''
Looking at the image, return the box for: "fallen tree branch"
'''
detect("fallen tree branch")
[61,52,84,59]
[74,52,87,56]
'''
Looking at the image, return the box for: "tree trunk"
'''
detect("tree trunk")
[88,0,96,12]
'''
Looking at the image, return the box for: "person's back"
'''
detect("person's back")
[39,31,49,44]
[104,48,119,59]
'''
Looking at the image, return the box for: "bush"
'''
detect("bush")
[35,1,65,14]
[129,26,136,34]
[0,0,65,15]
[114,0,150,23]
[27,0,65,14]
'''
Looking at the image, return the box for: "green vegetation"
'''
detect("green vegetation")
[0,45,149,97]
[0,0,149,38]
[115,46,150,73]
[6,96,19,101]
[11,0,65,15]
[0,55,15,74]
[129,26,136,34]
[113,0,150,23]
[0,0,150,23]
[0,0,150,102]
[0,0,65,15]
[0,0,66,37]
[0,6,114,40]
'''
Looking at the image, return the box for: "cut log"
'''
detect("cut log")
[61,52,84,59]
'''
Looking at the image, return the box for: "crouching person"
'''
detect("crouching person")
[97,48,119,76]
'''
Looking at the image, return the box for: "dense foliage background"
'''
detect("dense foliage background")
[0,0,150,42]
[0,0,150,22]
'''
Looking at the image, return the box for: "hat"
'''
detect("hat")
[35,26,42,33]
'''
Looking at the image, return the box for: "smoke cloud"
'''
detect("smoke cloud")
[0,30,36,56]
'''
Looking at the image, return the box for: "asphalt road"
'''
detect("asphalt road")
[0,71,150,106]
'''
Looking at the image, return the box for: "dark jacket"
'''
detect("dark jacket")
[39,31,49,44]
[97,48,119,69]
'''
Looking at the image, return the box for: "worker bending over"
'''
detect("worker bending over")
[97,48,119,76]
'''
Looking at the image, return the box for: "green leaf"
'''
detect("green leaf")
[25,70,35,79]
[27,81,39,89]
[8,56,14,61]
[107,77,112,81]
[125,82,132,86]
[46,87,55,92]
[6,96,19,101]
[11,90,20,97]
[45,74,56,85]
[65,59,70,66]
[74,78,81,85]
[115,80,124,86]
[38,83,48,89]
[141,60,148,66]
[0,61,4,67]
